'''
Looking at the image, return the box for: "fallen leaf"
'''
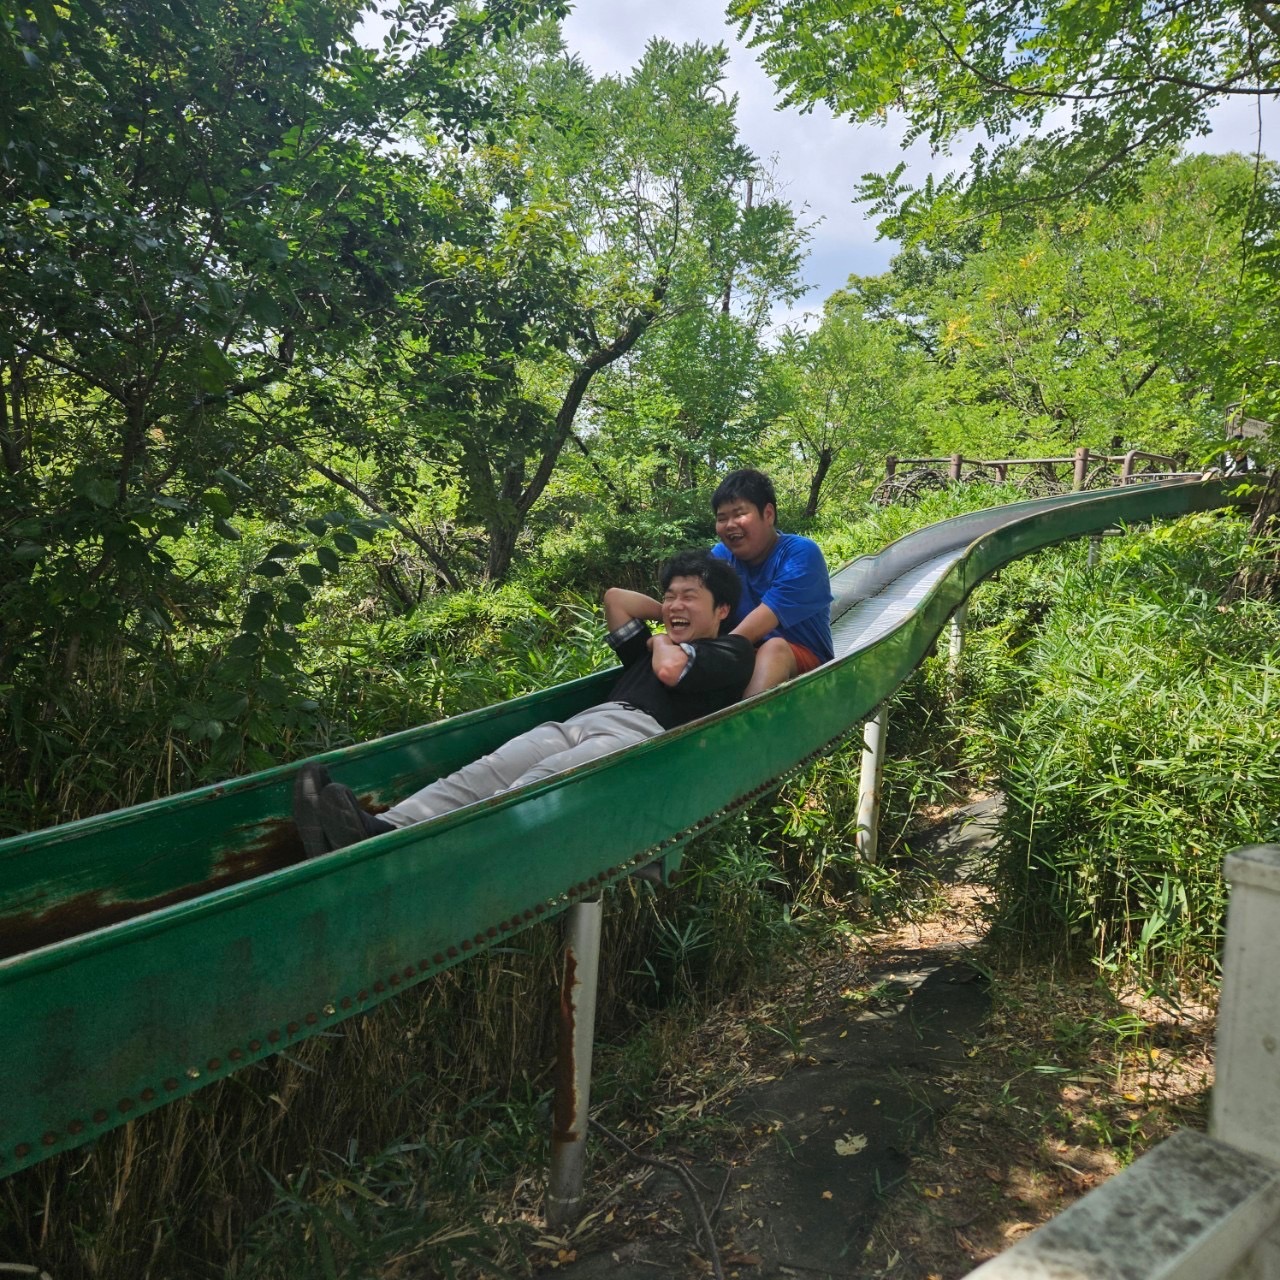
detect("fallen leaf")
[835,1133,868,1156]
[821,1190,833,1200]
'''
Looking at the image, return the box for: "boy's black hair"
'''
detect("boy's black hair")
[660,549,741,613]
[711,468,777,517]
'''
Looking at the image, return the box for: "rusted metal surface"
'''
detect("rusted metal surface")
[547,899,603,1228]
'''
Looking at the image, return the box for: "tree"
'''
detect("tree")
[0,0,563,783]
[730,0,1280,209]
[829,153,1262,465]
[768,299,928,515]
[405,31,807,579]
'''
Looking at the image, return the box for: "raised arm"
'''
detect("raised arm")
[603,587,663,631]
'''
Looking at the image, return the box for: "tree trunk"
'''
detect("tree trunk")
[804,447,834,519]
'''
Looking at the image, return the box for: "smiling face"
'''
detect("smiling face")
[662,574,730,642]
[715,497,777,566]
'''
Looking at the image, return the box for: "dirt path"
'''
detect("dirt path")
[546,796,1213,1280]
[553,801,1001,1279]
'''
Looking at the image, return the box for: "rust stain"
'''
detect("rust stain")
[0,818,309,962]
[552,947,580,1140]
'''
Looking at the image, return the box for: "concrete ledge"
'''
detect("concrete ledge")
[1224,845,1280,897]
[966,1129,1280,1279]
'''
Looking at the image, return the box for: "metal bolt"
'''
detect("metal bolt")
[41,1132,57,1147]
[93,1109,108,1123]
[117,1098,133,1113]
[68,1120,85,1135]
[305,1011,318,1023]
[286,1021,299,1034]
[15,1144,30,1159]
[141,1087,157,1101]
[164,1079,179,1092]
[249,1040,262,1052]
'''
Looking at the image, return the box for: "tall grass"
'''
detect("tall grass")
[971,512,1280,981]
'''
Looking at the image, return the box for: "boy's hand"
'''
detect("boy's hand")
[649,632,690,686]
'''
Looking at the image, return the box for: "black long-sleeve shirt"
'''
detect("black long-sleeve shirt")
[604,619,754,730]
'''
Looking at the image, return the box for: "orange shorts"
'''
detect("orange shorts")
[787,642,822,674]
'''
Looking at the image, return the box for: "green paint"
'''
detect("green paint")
[0,481,1239,1175]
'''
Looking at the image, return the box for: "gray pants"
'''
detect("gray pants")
[379,702,664,829]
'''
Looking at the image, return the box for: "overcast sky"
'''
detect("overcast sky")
[561,0,1280,330]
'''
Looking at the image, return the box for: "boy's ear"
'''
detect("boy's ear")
[763,502,777,526]
[715,602,730,621]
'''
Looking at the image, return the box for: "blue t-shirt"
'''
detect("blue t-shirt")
[711,532,834,663]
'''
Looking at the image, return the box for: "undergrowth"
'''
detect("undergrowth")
[961,511,1280,983]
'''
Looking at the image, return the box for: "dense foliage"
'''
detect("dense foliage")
[962,513,1280,981]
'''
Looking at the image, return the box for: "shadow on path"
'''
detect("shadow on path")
[559,798,1002,1279]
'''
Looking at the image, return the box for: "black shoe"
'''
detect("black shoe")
[319,783,394,851]
[293,763,333,858]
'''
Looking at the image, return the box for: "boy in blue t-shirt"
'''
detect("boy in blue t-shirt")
[709,469,833,697]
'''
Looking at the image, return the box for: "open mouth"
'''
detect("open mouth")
[666,615,692,636]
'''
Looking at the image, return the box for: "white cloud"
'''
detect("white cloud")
[563,0,1280,309]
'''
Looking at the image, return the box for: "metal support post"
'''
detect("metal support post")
[950,454,964,482]
[547,896,603,1229]
[1088,535,1101,567]
[855,707,887,863]
[948,600,968,678]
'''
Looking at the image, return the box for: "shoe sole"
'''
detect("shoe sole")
[292,763,333,858]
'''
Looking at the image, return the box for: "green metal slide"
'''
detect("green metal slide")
[0,479,1239,1177]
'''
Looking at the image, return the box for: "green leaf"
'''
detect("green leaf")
[332,532,359,554]
[298,562,325,586]
[253,560,288,578]
[317,547,340,572]
[210,691,250,719]
[265,541,305,560]
[213,517,241,540]
[277,600,306,624]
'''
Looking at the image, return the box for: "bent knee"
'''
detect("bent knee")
[758,637,798,673]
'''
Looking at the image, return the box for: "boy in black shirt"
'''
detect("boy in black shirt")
[294,551,753,855]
